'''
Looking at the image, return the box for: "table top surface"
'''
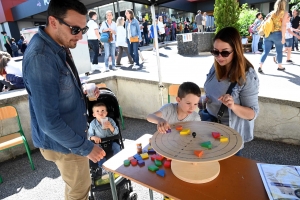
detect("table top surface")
[151,121,243,163]
[103,134,269,200]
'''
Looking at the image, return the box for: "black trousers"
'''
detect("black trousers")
[88,39,99,65]
[4,43,12,57]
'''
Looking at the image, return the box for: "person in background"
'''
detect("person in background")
[251,12,263,54]
[150,19,159,53]
[22,0,105,199]
[115,16,134,66]
[142,18,149,46]
[178,23,183,34]
[195,10,203,32]
[17,36,27,54]
[0,51,24,91]
[165,26,170,41]
[202,12,207,32]
[139,21,144,46]
[87,10,101,71]
[204,27,259,156]
[125,9,141,70]
[171,21,177,41]
[290,9,300,51]
[184,24,190,33]
[258,0,288,73]
[10,38,19,57]
[1,32,12,57]
[158,16,166,44]
[100,10,118,72]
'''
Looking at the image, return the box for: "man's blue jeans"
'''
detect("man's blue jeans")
[292,31,299,50]
[104,42,116,69]
[143,32,149,45]
[252,34,260,53]
[127,39,139,65]
[260,31,283,64]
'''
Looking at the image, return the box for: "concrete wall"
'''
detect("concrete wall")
[0,76,299,162]
[177,32,214,55]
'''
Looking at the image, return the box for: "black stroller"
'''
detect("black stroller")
[87,86,137,200]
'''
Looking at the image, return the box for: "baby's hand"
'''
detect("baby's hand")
[157,118,171,134]
[103,121,112,129]
[91,136,101,144]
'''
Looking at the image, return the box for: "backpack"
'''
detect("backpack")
[11,42,18,52]
[248,23,255,34]
[257,12,274,37]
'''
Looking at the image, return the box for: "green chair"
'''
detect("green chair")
[97,83,125,130]
[0,106,35,182]
[168,84,180,103]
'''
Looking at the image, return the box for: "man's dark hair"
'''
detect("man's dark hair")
[177,82,201,98]
[46,0,87,25]
[1,31,6,35]
[256,12,262,18]
[88,10,97,19]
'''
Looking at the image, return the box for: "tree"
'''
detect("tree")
[214,0,240,34]
[290,0,300,10]
[238,4,258,36]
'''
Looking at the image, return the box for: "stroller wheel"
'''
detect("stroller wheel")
[128,192,138,200]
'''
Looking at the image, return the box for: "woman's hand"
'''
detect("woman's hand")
[281,38,285,44]
[157,118,171,134]
[218,94,235,109]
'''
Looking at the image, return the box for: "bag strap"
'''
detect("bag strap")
[216,82,237,123]
[105,21,109,28]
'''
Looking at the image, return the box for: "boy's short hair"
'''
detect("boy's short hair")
[177,82,201,98]
[88,10,97,19]
[92,102,107,110]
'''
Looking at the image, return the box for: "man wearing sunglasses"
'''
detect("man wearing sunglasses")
[22,0,105,199]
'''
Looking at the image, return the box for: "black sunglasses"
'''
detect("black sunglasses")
[210,50,233,57]
[55,17,89,35]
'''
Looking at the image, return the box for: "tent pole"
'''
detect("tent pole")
[150,4,164,106]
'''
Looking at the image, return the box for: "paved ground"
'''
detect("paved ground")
[1,42,300,199]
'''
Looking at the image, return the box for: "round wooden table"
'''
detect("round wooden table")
[151,121,243,184]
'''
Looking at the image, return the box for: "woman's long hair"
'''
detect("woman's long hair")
[0,51,11,75]
[274,0,286,16]
[126,9,134,20]
[213,27,253,85]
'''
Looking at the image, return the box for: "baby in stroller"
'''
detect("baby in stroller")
[88,102,121,173]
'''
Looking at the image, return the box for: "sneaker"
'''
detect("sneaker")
[255,51,261,54]
[132,64,140,70]
[286,60,293,63]
[277,67,285,71]
[109,62,112,66]
[258,67,263,73]
[116,63,122,66]
[111,66,118,71]
[104,68,110,72]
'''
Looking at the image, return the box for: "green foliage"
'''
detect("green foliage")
[290,0,300,11]
[214,0,240,34]
[238,4,258,36]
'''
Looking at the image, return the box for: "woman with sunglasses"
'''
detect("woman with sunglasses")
[258,0,289,73]
[204,27,260,155]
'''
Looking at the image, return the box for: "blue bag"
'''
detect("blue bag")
[100,22,111,43]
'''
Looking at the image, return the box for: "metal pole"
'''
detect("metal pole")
[149,188,154,200]
[150,4,164,106]
[108,172,118,200]
[116,0,120,18]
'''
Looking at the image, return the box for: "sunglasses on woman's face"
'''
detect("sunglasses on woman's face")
[210,50,233,57]
[56,17,89,35]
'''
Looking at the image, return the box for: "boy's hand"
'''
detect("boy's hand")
[157,118,171,134]
[90,136,101,144]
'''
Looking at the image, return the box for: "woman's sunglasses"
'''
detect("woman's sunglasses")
[56,17,89,35]
[210,50,233,57]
